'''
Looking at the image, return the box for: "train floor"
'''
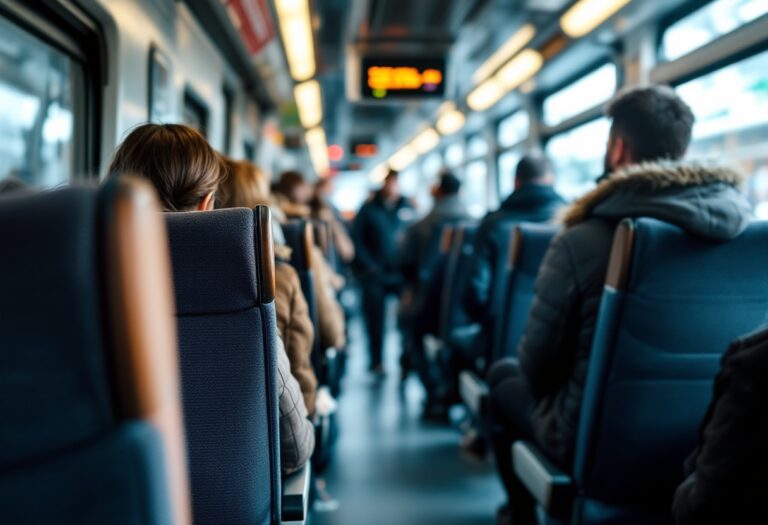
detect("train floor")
[313,305,504,525]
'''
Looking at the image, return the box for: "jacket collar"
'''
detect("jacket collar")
[560,161,745,227]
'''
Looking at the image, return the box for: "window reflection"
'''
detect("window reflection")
[497,149,522,201]
[497,111,529,148]
[661,0,768,61]
[445,142,464,168]
[467,135,488,160]
[0,15,78,188]
[543,64,616,127]
[677,48,768,215]
[546,118,610,200]
[464,160,488,218]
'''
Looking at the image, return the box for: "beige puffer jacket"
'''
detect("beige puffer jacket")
[276,336,315,476]
[275,259,317,415]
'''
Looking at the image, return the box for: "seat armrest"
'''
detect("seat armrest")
[459,371,488,416]
[512,441,573,516]
[281,462,312,524]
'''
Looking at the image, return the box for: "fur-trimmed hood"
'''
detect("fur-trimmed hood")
[560,162,752,241]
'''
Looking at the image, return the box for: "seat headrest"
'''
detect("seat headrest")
[621,218,768,294]
[282,219,314,271]
[513,223,560,274]
[166,207,272,316]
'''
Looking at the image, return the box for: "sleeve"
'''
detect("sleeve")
[672,337,768,524]
[397,225,421,284]
[275,264,317,415]
[276,338,316,477]
[518,233,581,399]
[351,204,379,274]
[463,222,493,322]
[312,247,347,350]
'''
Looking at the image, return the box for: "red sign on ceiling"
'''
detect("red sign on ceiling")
[224,0,276,55]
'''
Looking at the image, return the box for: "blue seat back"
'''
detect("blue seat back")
[574,218,768,513]
[0,181,182,524]
[282,219,321,368]
[439,222,480,342]
[166,207,280,525]
[494,223,560,362]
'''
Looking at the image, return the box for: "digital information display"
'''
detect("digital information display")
[360,57,446,99]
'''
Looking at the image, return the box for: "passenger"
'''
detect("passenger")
[108,123,315,476]
[272,170,347,351]
[272,169,314,218]
[464,153,565,320]
[398,171,470,404]
[489,86,752,525]
[218,158,318,415]
[310,177,355,264]
[352,169,412,374]
[672,326,768,525]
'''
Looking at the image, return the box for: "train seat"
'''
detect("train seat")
[460,223,559,418]
[513,217,768,524]
[281,219,337,470]
[0,178,190,524]
[166,206,309,525]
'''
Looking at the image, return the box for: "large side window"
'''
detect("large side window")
[183,87,210,137]
[543,63,617,127]
[497,149,522,201]
[546,118,610,200]
[676,48,768,217]
[0,13,88,188]
[661,0,768,61]
[464,159,488,218]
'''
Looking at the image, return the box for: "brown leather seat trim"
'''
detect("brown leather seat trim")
[304,222,316,270]
[257,205,277,304]
[104,176,191,524]
[605,218,635,291]
[440,225,454,254]
[507,227,523,270]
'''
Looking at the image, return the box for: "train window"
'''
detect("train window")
[445,141,464,168]
[676,48,768,217]
[183,88,209,137]
[497,149,522,200]
[546,117,610,200]
[467,135,488,159]
[497,110,529,148]
[543,63,617,127]
[422,151,443,178]
[661,0,768,61]
[0,14,81,188]
[464,159,488,217]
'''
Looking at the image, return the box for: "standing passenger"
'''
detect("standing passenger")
[352,170,412,374]
[489,86,752,525]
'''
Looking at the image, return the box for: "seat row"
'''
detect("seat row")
[440,214,768,523]
[0,178,323,524]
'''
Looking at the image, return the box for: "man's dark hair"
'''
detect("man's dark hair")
[384,169,399,183]
[437,171,461,195]
[606,85,694,163]
[515,153,550,185]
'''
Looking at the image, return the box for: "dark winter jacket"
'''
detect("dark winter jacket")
[672,326,768,525]
[464,184,565,320]
[519,162,752,469]
[399,195,471,284]
[352,191,412,289]
[398,195,472,332]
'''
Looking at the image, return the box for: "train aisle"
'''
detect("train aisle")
[314,304,504,525]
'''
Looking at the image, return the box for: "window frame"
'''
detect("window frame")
[0,0,105,180]
[537,58,620,139]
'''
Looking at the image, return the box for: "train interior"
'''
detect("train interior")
[2,0,768,524]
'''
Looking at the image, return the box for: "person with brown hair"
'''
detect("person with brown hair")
[108,124,315,476]
[219,158,318,414]
[272,169,347,351]
[108,123,223,212]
